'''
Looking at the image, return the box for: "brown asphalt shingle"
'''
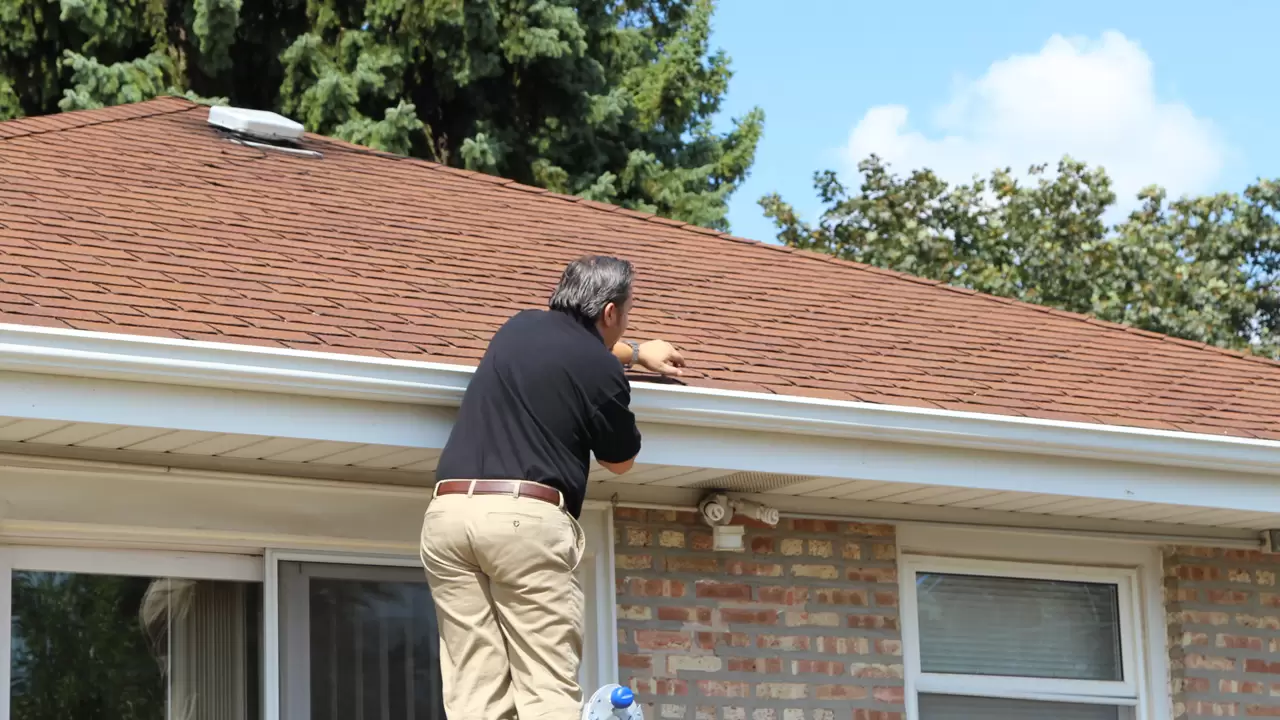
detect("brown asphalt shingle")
[1,97,1278,440]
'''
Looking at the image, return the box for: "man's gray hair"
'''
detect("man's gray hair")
[549,255,635,322]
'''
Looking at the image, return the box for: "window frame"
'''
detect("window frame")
[0,545,262,720]
[899,553,1147,719]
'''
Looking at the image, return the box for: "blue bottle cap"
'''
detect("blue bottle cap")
[610,687,634,709]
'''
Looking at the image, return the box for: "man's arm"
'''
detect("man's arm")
[612,339,686,377]
[589,389,642,475]
[598,457,636,474]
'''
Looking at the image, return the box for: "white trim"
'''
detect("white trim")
[899,550,1154,720]
[2,546,261,582]
[0,559,10,720]
[580,506,621,690]
[1,322,1278,476]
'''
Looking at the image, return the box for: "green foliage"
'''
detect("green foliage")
[11,572,165,718]
[0,0,760,230]
[763,155,1280,358]
[58,50,177,110]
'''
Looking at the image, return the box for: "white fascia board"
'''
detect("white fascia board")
[0,323,1278,476]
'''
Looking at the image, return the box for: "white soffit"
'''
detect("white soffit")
[0,323,1275,477]
[3,322,1280,523]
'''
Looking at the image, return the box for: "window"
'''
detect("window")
[900,556,1144,720]
[0,547,263,720]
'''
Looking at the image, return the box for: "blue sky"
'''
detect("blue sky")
[709,0,1280,243]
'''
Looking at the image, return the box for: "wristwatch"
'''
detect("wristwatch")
[625,340,640,368]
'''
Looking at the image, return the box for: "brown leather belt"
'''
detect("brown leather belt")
[433,479,563,507]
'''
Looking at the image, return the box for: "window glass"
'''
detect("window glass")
[11,571,261,720]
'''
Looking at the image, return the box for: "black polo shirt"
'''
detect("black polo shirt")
[433,308,642,518]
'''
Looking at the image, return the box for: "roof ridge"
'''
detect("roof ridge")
[0,96,200,142]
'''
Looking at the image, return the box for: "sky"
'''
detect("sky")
[708,0,1280,243]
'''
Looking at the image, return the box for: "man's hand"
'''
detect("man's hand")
[636,340,685,377]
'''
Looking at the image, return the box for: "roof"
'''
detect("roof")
[1,97,1277,441]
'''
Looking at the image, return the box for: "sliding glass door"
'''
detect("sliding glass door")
[278,562,446,720]
[1,548,263,720]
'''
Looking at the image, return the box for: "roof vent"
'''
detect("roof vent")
[207,106,304,142]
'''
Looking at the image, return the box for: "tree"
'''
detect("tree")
[11,572,165,719]
[761,156,1280,359]
[0,0,761,230]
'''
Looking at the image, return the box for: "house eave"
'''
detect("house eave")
[0,322,1276,477]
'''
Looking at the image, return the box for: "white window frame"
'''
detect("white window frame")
[900,553,1147,719]
[0,545,262,720]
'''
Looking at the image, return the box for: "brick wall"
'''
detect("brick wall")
[613,508,905,720]
[1166,545,1280,718]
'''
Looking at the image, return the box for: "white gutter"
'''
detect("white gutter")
[0,323,1277,476]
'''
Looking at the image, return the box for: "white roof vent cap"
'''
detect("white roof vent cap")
[208,106,304,142]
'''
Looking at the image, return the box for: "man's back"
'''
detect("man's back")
[434,308,641,518]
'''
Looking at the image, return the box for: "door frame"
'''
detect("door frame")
[263,504,617,720]
[264,550,417,720]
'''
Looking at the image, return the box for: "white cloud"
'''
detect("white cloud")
[842,31,1226,210]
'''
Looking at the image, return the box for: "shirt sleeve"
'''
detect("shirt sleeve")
[588,388,642,464]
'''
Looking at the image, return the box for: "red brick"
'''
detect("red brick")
[694,581,751,601]
[718,609,778,625]
[1208,589,1252,605]
[791,660,845,676]
[619,653,652,670]
[1247,660,1280,674]
[657,606,713,624]
[873,687,906,705]
[757,587,810,605]
[636,630,691,651]
[814,589,868,606]
[727,657,783,674]
[627,579,687,598]
[847,568,898,583]
[790,519,841,533]
[1219,635,1265,651]
[848,614,899,630]
[695,632,750,650]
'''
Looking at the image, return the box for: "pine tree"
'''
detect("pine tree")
[0,0,761,230]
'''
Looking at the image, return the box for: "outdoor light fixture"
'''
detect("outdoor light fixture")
[697,492,780,552]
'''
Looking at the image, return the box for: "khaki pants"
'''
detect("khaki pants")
[420,484,587,720]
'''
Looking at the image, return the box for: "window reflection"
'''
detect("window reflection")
[11,572,260,720]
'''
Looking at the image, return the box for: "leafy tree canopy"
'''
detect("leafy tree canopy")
[762,156,1280,358]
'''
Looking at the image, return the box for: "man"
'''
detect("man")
[420,255,685,720]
